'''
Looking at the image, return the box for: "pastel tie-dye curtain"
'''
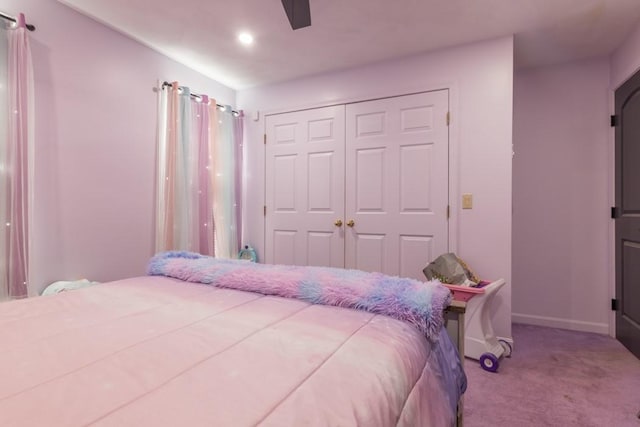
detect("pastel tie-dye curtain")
[0,14,34,300]
[155,82,243,258]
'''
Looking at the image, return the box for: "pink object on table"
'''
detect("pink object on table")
[0,276,461,426]
[444,283,487,302]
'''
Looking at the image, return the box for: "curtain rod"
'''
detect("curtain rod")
[0,12,36,32]
[161,81,240,116]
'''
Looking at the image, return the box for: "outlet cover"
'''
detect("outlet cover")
[462,193,473,209]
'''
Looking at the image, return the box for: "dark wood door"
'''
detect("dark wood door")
[615,69,640,359]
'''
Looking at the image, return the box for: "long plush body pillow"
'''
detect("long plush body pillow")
[148,251,452,341]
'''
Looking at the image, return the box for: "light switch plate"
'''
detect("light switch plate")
[462,193,473,209]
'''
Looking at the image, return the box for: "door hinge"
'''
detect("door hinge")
[610,115,618,127]
[611,206,619,219]
[611,298,618,311]
[263,133,267,145]
[446,112,450,126]
[263,205,266,216]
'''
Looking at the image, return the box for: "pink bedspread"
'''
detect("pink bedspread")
[0,277,461,426]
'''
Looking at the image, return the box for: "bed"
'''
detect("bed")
[0,252,466,426]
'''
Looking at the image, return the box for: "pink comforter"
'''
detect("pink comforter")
[0,277,459,426]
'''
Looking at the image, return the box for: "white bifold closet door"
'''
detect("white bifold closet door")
[265,90,449,280]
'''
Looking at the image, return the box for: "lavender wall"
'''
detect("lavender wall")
[238,37,515,339]
[512,57,610,334]
[0,0,235,294]
[611,21,640,89]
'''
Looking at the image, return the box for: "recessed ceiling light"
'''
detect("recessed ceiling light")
[238,32,254,46]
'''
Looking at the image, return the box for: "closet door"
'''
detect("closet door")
[345,91,449,280]
[265,106,346,267]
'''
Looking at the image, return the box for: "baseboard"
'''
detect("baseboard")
[512,313,609,335]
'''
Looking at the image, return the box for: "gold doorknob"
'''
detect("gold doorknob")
[334,219,343,227]
[346,219,355,227]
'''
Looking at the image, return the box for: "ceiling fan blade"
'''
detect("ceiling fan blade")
[281,0,311,30]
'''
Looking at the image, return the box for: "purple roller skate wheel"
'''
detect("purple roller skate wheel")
[480,353,499,373]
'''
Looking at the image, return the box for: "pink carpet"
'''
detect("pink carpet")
[464,323,640,426]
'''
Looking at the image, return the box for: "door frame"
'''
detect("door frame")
[262,83,461,263]
[581,77,640,339]
[609,89,616,338]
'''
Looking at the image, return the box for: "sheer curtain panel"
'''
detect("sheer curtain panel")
[0,13,34,300]
[156,82,242,258]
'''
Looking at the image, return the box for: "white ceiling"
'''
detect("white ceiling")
[59,0,640,90]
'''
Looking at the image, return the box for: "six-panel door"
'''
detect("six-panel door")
[265,105,346,267]
[345,91,449,280]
